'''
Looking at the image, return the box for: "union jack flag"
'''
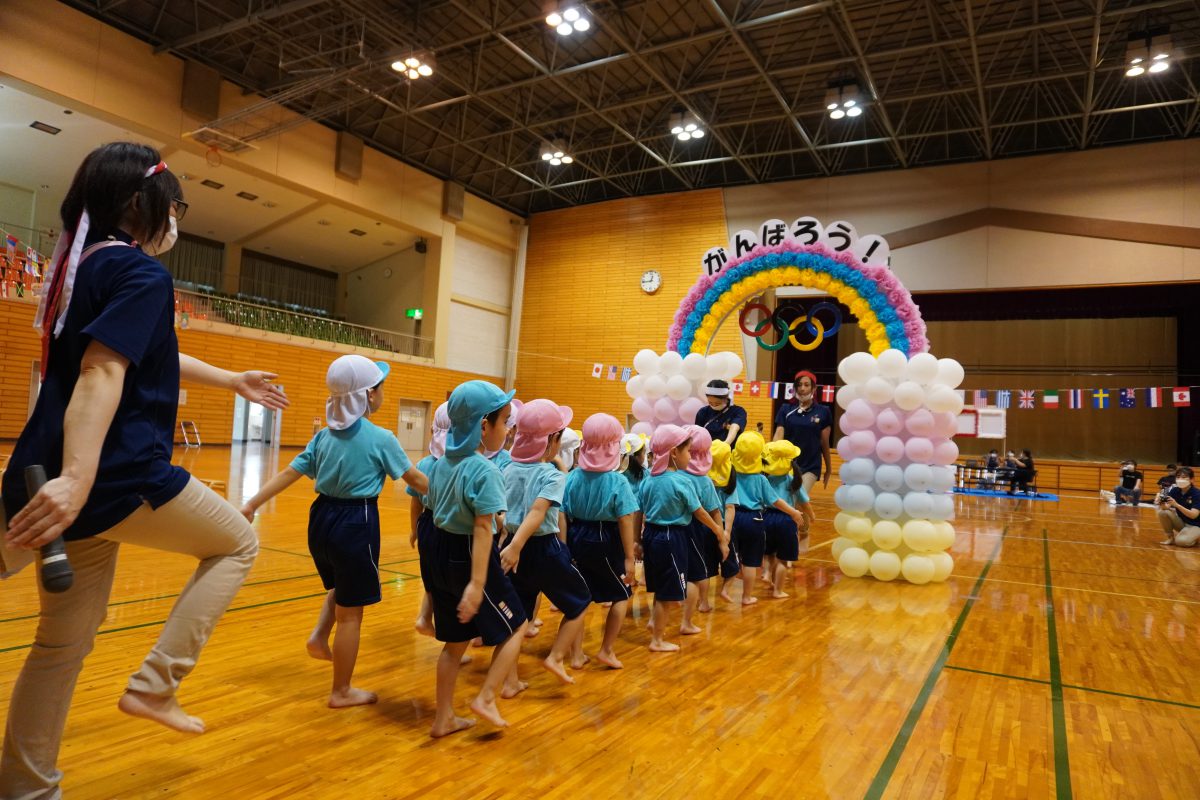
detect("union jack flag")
[1017,390,1036,409]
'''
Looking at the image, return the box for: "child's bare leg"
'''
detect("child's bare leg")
[697,578,712,612]
[306,589,335,660]
[771,560,790,598]
[414,591,435,637]
[648,601,680,652]
[596,599,628,668]
[681,583,701,635]
[740,567,759,606]
[473,622,529,727]
[329,605,377,707]
[431,641,476,738]
[569,609,589,669]
[719,576,738,602]
[525,596,543,637]
[544,612,584,684]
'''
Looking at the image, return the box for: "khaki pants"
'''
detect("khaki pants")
[1157,508,1200,547]
[0,478,258,800]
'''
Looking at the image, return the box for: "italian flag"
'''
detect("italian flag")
[1043,389,1059,409]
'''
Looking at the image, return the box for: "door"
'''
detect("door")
[397,400,429,452]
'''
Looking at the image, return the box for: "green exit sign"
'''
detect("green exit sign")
[406,308,424,320]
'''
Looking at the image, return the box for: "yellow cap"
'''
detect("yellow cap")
[732,431,766,475]
[763,440,801,476]
[708,440,732,487]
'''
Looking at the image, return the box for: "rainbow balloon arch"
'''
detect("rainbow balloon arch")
[624,217,966,585]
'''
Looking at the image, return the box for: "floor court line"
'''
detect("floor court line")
[1042,528,1073,800]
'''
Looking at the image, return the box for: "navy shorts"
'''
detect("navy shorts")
[733,507,766,569]
[685,521,718,583]
[425,526,527,646]
[415,508,435,586]
[566,519,633,604]
[308,495,382,607]
[641,523,688,602]
[502,533,591,620]
[763,508,799,561]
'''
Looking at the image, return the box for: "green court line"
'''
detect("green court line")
[0,591,327,655]
[863,525,1009,800]
[1060,683,1200,712]
[944,664,1051,685]
[1043,528,1073,800]
[258,544,314,559]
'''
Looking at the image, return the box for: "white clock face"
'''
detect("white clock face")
[641,270,662,293]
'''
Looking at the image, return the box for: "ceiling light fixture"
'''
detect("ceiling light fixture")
[547,6,590,35]
[391,51,435,80]
[669,110,706,141]
[29,121,61,135]
[1126,29,1171,77]
[539,137,573,166]
[824,82,864,120]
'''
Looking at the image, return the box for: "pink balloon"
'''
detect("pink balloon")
[679,397,704,424]
[848,430,878,458]
[932,411,958,439]
[905,436,934,463]
[905,408,935,437]
[932,439,959,465]
[837,436,856,461]
[875,435,905,463]
[839,413,864,436]
[631,421,654,437]
[632,397,655,422]
[654,397,678,423]
[845,398,875,429]
[876,407,905,435]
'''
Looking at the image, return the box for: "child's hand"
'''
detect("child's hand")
[719,539,730,561]
[458,582,483,622]
[500,544,520,573]
[239,505,255,524]
[622,557,636,587]
[409,531,418,549]
[634,543,644,561]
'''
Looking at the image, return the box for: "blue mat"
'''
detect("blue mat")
[953,486,1059,502]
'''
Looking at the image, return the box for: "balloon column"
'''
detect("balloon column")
[831,349,965,584]
[626,349,745,437]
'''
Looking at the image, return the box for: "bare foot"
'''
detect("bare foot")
[305,637,333,661]
[649,640,680,652]
[718,589,733,602]
[414,616,435,638]
[680,623,702,635]
[595,650,624,669]
[697,601,712,613]
[471,637,485,647]
[469,696,508,728]
[524,625,541,639]
[1160,539,1175,546]
[118,691,205,734]
[430,715,476,738]
[771,591,789,599]
[500,680,529,699]
[742,596,759,606]
[543,657,576,685]
[459,653,473,665]
[570,654,591,670]
[328,688,379,708]
[532,617,544,628]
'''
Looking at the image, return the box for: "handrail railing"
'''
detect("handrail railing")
[174,288,432,359]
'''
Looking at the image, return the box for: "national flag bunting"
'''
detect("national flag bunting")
[821,385,836,403]
[1148,387,1163,408]
[619,367,632,382]
[1043,390,1059,408]
[996,390,1011,409]
[592,363,603,379]
[973,389,988,408]
[1068,389,1083,409]
[606,365,618,380]
[784,384,795,400]
[1119,389,1136,409]
[1018,390,1036,409]
[1092,388,1110,409]
[732,380,744,395]
[1174,387,1192,407]
[770,382,781,399]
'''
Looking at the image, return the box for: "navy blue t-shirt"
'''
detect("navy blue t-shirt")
[773,401,832,477]
[695,402,747,446]
[2,230,189,540]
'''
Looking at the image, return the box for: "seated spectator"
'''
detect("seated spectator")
[1157,466,1200,547]
[1100,460,1144,505]
[1157,464,1178,492]
[1006,449,1035,495]
[980,449,1000,489]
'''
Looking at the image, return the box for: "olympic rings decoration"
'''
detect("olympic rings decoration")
[738,301,843,352]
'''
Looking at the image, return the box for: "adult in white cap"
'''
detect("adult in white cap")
[695,379,747,447]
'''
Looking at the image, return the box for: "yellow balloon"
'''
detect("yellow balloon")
[831,537,857,560]
[868,550,902,581]
[901,554,936,585]
[838,547,870,578]
[930,552,954,582]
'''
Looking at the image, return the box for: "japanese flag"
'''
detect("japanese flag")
[591,363,603,379]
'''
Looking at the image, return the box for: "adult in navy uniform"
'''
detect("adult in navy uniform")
[772,370,832,494]
[0,143,288,799]
[694,380,746,447]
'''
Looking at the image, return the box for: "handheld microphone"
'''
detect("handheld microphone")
[24,466,74,593]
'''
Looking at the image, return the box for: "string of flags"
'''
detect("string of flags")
[0,225,48,300]
[587,364,1195,409]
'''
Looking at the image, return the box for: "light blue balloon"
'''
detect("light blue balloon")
[874,464,905,492]
[844,484,876,513]
[902,492,934,519]
[874,492,904,520]
[904,463,933,492]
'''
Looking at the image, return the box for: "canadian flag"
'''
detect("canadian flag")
[1173,387,1191,408]
[732,381,744,395]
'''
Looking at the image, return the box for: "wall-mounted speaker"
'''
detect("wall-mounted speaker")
[335,132,364,181]
[180,61,221,121]
[443,182,465,221]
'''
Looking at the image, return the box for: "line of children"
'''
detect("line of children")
[761,439,813,599]
[679,425,730,630]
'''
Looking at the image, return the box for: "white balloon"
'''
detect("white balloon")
[721,352,743,379]
[852,234,890,267]
[893,381,926,411]
[665,374,692,400]
[934,358,965,389]
[659,351,684,376]
[836,384,861,410]
[873,492,904,520]
[704,357,725,380]
[869,550,902,581]
[876,349,908,379]
[904,463,933,492]
[926,385,961,414]
[863,376,894,405]
[929,494,955,521]
[625,375,646,400]
[905,352,939,384]
[839,547,870,578]
[634,349,660,376]
[838,352,878,384]
[902,492,934,519]
[929,466,956,494]
[643,375,668,399]
[874,464,905,492]
[681,352,707,380]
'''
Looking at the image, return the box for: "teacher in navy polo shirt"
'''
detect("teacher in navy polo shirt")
[1,142,288,798]
[695,380,746,446]
[772,370,833,493]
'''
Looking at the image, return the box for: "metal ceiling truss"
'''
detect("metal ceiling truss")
[61,0,1200,214]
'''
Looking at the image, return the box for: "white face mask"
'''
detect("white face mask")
[1178,478,1192,490]
[143,216,178,256]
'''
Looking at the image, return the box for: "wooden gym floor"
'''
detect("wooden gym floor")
[1,443,1198,799]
